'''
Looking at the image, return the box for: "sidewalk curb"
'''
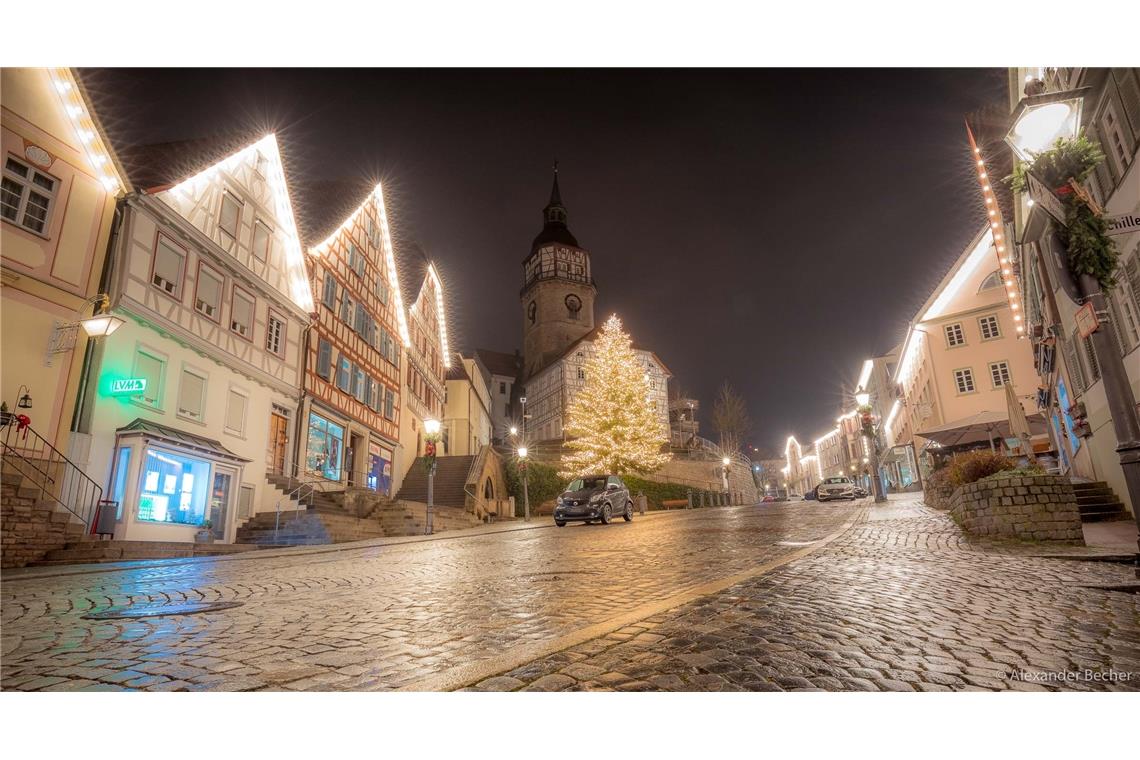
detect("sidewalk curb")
[0,506,707,583]
[398,505,870,691]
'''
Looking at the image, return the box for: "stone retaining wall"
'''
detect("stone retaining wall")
[949,474,1084,543]
[924,483,955,510]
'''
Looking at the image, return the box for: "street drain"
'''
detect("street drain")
[82,601,244,620]
[516,571,598,582]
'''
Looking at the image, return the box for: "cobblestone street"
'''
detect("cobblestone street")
[3,496,1137,692]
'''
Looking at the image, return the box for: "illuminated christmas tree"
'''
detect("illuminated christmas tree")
[560,314,672,477]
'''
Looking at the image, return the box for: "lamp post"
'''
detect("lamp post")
[855,388,887,503]
[423,418,441,535]
[1006,83,1140,570]
[518,445,530,522]
[721,455,731,493]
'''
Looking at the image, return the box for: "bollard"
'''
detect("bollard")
[638,493,647,515]
[700,491,706,508]
[687,490,693,509]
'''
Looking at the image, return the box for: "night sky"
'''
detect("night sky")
[80,68,1009,453]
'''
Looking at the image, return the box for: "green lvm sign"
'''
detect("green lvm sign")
[108,377,147,396]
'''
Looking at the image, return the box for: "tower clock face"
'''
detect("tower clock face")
[565,294,582,314]
[528,301,537,323]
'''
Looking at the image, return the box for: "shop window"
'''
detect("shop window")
[152,235,186,298]
[368,444,393,495]
[194,263,224,320]
[219,192,242,239]
[2,156,57,235]
[230,286,255,340]
[252,220,271,261]
[306,412,344,481]
[225,388,248,436]
[132,348,166,408]
[177,367,207,421]
[138,448,211,525]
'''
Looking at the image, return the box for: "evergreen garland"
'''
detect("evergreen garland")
[1008,133,1119,289]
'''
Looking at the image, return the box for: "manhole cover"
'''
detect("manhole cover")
[82,601,244,620]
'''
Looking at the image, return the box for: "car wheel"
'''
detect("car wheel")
[624,500,633,521]
[600,504,612,524]
[555,520,566,527]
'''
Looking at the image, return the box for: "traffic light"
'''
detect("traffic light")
[1068,401,1092,438]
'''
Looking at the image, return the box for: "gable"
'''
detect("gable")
[153,134,314,312]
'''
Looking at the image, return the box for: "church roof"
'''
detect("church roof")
[530,168,580,252]
[475,348,523,380]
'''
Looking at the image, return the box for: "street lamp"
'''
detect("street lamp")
[855,387,887,504]
[517,445,530,522]
[1004,88,1087,162]
[423,418,441,535]
[509,425,518,437]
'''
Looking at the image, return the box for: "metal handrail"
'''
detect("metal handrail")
[274,479,319,541]
[1,418,102,531]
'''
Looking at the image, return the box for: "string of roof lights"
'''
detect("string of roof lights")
[48,68,123,194]
[967,126,1024,337]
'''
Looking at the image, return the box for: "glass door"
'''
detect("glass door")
[210,468,235,541]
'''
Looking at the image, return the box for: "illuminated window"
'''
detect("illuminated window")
[988,361,1011,388]
[953,368,976,394]
[306,412,344,481]
[1,157,57,234]
[944,323,965,347]
[979,314,1001,340]
[138,448,211,525]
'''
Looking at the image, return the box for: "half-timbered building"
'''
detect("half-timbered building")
[85,133,314,544]
[299,181,408,496]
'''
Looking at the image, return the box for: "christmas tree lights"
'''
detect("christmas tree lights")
[560,315,672,478]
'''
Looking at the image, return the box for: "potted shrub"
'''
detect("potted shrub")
[195,519,213,543]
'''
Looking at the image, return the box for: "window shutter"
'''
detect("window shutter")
[232,291,254,335]
[253,222,270,260]
[1064,333,1086,395]
[197,268,222,314]
[226,390,247,433]
[220,194,241,237]
[1112,68,1140,139]
[154,240,183,292]
[1106,296,1130,356]
[1082,333,1101,383]
[317,339,332,379]
[1125,252,1140,315]
[178,371,205,418]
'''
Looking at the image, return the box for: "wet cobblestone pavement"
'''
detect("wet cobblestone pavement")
[2,502,855,691]
[475,497,1140,691]
[4,496,1136,691]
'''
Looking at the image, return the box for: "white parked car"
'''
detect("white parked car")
[817,476,857,501]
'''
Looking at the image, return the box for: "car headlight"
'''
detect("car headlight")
[556,496,564,506]
[589,494,603,504]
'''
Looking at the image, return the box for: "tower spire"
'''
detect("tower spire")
[549,159,562,207]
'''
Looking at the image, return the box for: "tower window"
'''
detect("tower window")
[528,301,537,324]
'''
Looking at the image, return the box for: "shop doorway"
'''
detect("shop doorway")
[210,467,236,541]
[268,412,288,475]
[347,433,364,487]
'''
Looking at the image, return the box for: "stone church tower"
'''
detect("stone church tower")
[520,167,597,378]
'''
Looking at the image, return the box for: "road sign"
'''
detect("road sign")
[1075,301,1100,339]
[1107,212,1140,237]
[1026,171,1067,224]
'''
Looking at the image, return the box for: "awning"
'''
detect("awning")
[116,418,251,464]
[916,409,1048,448]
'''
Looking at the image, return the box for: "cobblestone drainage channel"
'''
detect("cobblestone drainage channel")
[81,601,245,620]
[1075,582,1140,594]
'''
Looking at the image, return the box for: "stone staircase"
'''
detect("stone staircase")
[1071,481,1131,523]
[235,508,389,545]
[396,456,475,508]
[368,500,484,536]
[30,538,260,566]
[1,468,87,568]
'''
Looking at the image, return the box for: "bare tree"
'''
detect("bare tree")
[711,381,750,457]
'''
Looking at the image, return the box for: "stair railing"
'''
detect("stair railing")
[274,479,318,542]
[463,445,498,521]
[1,419,101,531]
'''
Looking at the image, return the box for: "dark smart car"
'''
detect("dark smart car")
[554,474,633,526]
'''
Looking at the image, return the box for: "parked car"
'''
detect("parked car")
[853,486,868,498]
[802,488,818,500]
[554,475,633,526]
[761,495,776,502]
[818,476,857,501]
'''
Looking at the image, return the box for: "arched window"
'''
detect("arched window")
[978,270,1003,292]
